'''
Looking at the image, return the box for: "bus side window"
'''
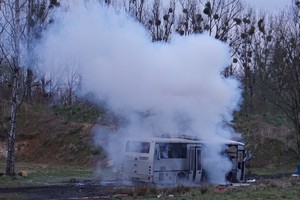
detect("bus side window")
[156,148,160,160]
[157,144,168,159]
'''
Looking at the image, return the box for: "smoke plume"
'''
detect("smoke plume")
[37,1,242,184]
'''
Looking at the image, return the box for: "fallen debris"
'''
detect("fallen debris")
[216,186,225,193]
[247,179,256,183]
[17,171,27,177]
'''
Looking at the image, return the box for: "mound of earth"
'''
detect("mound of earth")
[0,103,106,166]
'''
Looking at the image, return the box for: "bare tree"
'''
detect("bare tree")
[24,0,60,103]
[147,0,176,42]
[251,14,278,113]
[229,9,258,115]
[262,1,300,154]
[0,0,22,176]
[125,0,147,24]
[228,7,279,115]
[175,0,245,80]
[176,0,200,36]
[175,0,244,39]
[0,0,60,176]
[62,64,81,106]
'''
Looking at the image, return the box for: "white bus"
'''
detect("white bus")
[121,137,202,185]
[121,136,248,185]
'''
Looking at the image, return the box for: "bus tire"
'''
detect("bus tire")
[225,171,236,183]
[176,172,187,185]
[201,169,208,183]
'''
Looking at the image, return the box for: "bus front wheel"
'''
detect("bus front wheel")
[176,172,187,185]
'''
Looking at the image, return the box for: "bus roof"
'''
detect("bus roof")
[199,138,245,146]
[125,136,202,144]
[124,136,244,146]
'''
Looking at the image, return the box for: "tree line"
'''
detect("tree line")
[0,0,300,175]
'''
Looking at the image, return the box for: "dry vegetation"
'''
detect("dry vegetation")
[0,103,105,167]
[1,104,299,174]
[234,114,299,172]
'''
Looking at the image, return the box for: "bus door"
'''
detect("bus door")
[236,145,245,181]
[188,145,202,184]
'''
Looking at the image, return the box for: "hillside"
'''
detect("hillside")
[235,114,299,171]
[0,103,106,166]
[0,103,299,172]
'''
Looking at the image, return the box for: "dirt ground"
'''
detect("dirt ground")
[0,184,128,199]
[0,173,298,200]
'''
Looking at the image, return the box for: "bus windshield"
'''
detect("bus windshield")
[125,141,150,153]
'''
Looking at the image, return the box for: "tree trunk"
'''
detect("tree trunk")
[6,0,20,176]
[25,68,33,102]
[25,0,33,103]
[6,67,19,176]
[296,119,300,157]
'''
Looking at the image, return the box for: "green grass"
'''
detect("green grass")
[250,166,299,175]
[1,162,300,200]
[124,179,300,200]
[52,103,104,123]
[0,162,94,187]
[261,113,291,128]
[205,188,300,200]
[0,193,28,200]
[123,185,300,200]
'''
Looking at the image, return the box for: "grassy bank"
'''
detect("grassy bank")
[0,162,94,187]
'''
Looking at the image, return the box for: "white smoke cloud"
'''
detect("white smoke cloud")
[36,0,242,184]
[243,0,289,12]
